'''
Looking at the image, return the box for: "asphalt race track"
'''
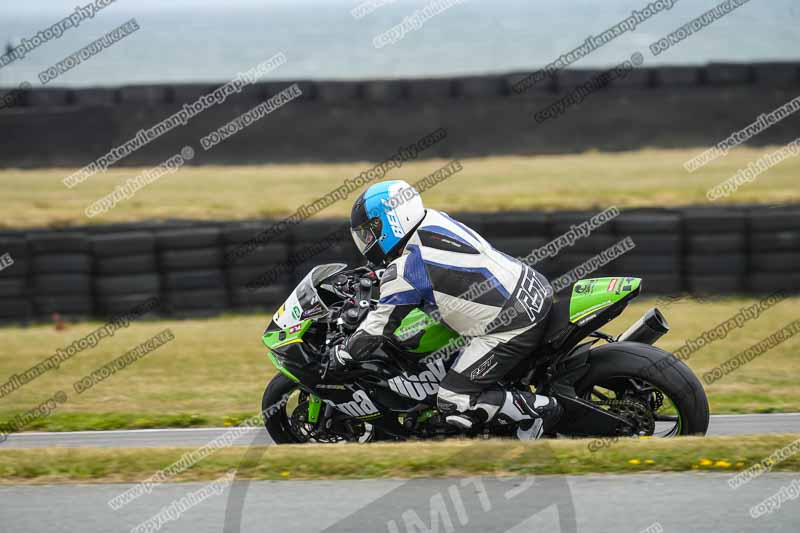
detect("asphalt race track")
[3,413,800,449]
[3,414,800,532]
[2,473,797,532]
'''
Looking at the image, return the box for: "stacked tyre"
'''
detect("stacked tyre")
[289,221,358,283]
[550,210,616,288]
[748,208,800,293]
[29,232,93,318]
[684,209,747,294]
[481,212,561,281]
[0,237,33,323]
[613,210,683,295]
[157,227,228,315]
[223,222,291,311]
[92,231,160,316]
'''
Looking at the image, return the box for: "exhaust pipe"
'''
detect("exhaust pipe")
[617,307,669,345]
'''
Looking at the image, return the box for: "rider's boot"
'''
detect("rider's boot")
[444,412,482,430]
[489,389,562,440]
[442,389,562,440]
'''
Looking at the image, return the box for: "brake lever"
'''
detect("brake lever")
[320,353,331,380]
[321,336,346,380]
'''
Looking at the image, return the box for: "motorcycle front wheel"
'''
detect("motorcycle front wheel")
[261,374,379,444]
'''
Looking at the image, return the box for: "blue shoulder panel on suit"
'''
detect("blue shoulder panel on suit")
[403,245,435,304]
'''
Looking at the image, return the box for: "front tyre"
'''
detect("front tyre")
[261,374,305,444]
[261,374,383,444]
[575,341,710,436]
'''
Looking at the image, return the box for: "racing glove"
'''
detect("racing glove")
[327,344,353,374]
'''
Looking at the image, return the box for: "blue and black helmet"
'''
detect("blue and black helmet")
[350,180,425,265]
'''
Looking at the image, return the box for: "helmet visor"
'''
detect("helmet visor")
[351,218,381,255]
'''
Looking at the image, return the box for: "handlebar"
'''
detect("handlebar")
[320,266,383,379]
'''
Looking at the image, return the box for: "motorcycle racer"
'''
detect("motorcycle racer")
[331,180,562,439]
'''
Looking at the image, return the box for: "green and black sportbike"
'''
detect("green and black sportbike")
[260,263,709,443]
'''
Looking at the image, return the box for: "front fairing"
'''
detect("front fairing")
[261,264,461,405]
[262,319,316,383]
[270,263,348,330]
[263,263,348,383]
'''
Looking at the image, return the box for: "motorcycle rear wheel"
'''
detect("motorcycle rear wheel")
[573,341,710,436]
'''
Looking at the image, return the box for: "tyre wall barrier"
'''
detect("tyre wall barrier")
[0,205,797,324]
[1,62,798,167]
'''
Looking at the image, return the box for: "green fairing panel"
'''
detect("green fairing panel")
[394,308,460,353]
[262,319,313,382]
[267,351,299,382]
[262,319,312,349]
[263,309,457,368]
[569,277,641,323]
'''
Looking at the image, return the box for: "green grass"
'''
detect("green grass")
[1,435,798,484]
[8,412,221,432]
[0,314,270,432]
[0,296,798,433]
[1,146,798,228]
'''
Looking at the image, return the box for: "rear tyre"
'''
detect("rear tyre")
[575,342,710,436]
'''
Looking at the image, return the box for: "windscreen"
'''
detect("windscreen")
[272,263,347,329]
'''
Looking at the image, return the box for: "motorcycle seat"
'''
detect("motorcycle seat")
[543,296,571,346]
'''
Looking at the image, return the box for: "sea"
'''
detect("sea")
[0,0,797,87]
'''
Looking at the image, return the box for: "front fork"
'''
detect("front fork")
[307,396,345,435]
[307,394,322,424]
